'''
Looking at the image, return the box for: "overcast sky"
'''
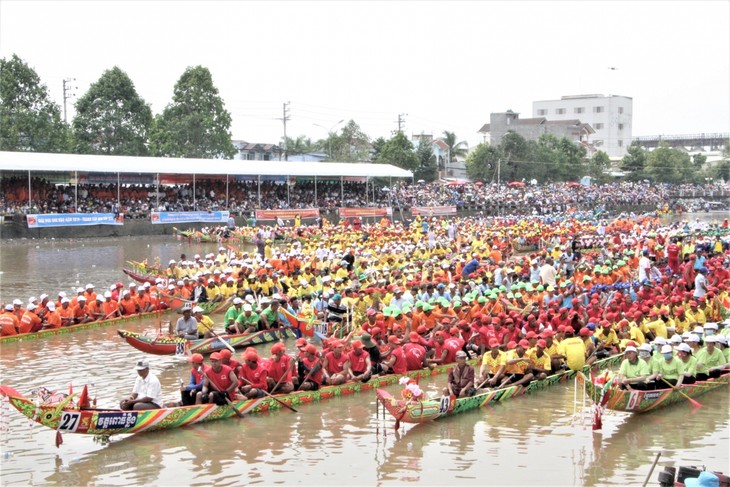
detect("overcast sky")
[1,1,728,149]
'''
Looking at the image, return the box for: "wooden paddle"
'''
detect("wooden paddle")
[239,376,298,413]
[660,378,701,408]
[297,359,319,391]
[202,370,245,418]
[199,320,236,354]
[270,359,296,394]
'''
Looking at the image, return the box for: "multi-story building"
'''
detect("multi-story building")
[532,94,632,158]
[478,110,595,150]
[232,140,283,161]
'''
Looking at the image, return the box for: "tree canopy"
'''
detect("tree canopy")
[72,66,152,156]
[0,54,69,152]
[375,132,419,171]
[150,66,235,159]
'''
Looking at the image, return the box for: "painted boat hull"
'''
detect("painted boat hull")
[0,357,477,437]
[376,354,623,425]
[0,311,163,345]
[117,328,297,355]
[577,370,730,413]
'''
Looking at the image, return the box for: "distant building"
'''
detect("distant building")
[411,133,467,180]
[478,110,595,150]
[532,94,633,158]
[232,140,283,161]
[287,152,328,162]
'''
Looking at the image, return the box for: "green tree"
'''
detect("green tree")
[375,132,418,170]
[413,141,438,182]
[645,142,693,183]
[284,135,319,156]
[441,130,468,169]
[620,142,647,180]
[0,54,69,152]
[150,66,235,159]
[370,136,387,161]
[328,120,371,161]
[500,132,533,182]
[692,153,707,168]
[588,150,611,183]
[465,143,501,182]
[72,66,151,155]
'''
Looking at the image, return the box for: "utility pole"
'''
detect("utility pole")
[62,78,77,123]
[395,113,407,134]
[281,101,291,161]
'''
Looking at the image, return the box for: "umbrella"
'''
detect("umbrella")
[507,181,525,187]
[417,179,425,184]
[568,182,581,187]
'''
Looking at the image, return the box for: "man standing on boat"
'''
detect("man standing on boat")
[120,361,163,410]
[446,351,475,398]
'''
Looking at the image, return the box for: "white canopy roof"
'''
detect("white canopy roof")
[0,151,413,179]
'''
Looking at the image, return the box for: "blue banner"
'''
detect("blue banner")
[26,213,124,228]
[150,211,230,224]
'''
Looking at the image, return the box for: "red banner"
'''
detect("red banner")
[410,206,457,216]
[255,209,320,221]
[338,207,390,218]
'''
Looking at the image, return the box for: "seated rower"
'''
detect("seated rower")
[502,340,535,388]
[675,343,698,385]
[322,340,348,385]
[233,304,260,334]
[649,344,685,389]
[694,335,728,380]
[298,344,323,391]
[526,339,552,381]
[223,298,244,334]
[343,340,372,383]
[446,351,475,398]
[616,345,652,390]
[197,352,238,405]
[267,343,295,394]
[193,306,215,338]
[478,339,506,388]
[175,305,199,340]
[166,353,205,407]
[238,348,269,399]
[120,360,163,410]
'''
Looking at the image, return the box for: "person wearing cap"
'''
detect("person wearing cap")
[674,343,698,385]
[267,343,295,394]
[616,345,652,390]
[322,340,348,385]
[199,352,239,405]
[381,335,408,375]
[17,303,42,334]
[120,360,163,410]
[134,287,154,314]
[70,295,94,325]
[479,339,506,388]
[343,340,373,382]
[526,339,551,380]
[298,344,324,391]
[502,340,535,388]
[238,348,269,398]
[101,292,121,319]
[175,305,199,340]
[446,351,476,398]
[0,304,20,336]
[694,335,728,381]
[556,327,587,372]
[223,297,244,332]
[402,332,427,371]
[192,306,215,339]
[171,353,205,407]
[42,302,62,329]
[232,303,261,334]
[649,344,685,389]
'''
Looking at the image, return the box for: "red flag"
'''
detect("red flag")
[78,385,90,409]
[55,430,63,448]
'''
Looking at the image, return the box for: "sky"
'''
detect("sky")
[1,1,728,150]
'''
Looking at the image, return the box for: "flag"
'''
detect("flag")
[78,385,90,409]
[278,308,315,337]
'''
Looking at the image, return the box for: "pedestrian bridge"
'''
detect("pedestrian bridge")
[633,133,729,151]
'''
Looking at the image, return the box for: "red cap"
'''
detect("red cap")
[210,352,222,360]
[540,330,555,338]
[371,327,382,336]
[271,342,286,354]
[409,332,421,343]
[488,339,500,348]
[219,349,232,359]
[351,340,364,349]
[579,328,593,337]
[305,344,318,355]
[449,327,460,335]
[388,335,401,344]
[536,339,547,348]
[416,325,428,334]
[507,341,517,350]
[526,331,538,339]
[188,353,204,364]
[296,338,308,348]
[518,339,530,349]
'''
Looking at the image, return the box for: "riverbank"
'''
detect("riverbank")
[0,204,667,240]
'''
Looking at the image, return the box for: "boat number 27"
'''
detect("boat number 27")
[58,412,81,432]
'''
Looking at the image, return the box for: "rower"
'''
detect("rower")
[0,304,20,336]
[175,353,204,406]
[616,345,652,390]
[478,339,506,388]
[343,340,373,382]
[238,348,269,399]
[193,306,215,339]
[120,360,163,410]
[198,352,238,405]
[267,343,295,394]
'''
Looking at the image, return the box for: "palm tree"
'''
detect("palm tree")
[441,131,468,163]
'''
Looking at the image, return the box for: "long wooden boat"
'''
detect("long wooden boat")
[576,370,730,414]
[0,310,165,344]
[376,354,623,426]
[0,357,478,439]
[117,328,297,355]
[122,267,161,285]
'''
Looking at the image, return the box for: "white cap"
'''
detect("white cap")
[653,337,667,345]
[244,295,255,303]
[169,259,176,264]
[704,335,717,343]
[638,344,652,352]
[177,281,184,286]
[61,297,71,304]
[704,322,718,330]
[46,302,56,310]
[192,306,204,313]
[716,335,728,345]
[123,290,130,296]
[110,284,117,291]
[86,284,94,289]
[155,278,163,283]
[129,283,137,288]
[78,296,87,301]
[227,277,235,282]
[669,335,682,344]
[693,326,704,334]
[27,303,37,311]
[676,343,692,353]
[243,304,253,312]
[76,287,85,293]
[28,297,38,303]
[96,295,104,301]
[260,297,271,304]
[194,254,201,259]
[104,291,112,298]
[4,304,13,311]
[12,299,22,306]
[233,297,243,305]
[660,344,673,354]
[58,291,67,298]
[685,334,700,343]
[624,345,637,353]
[39,294,48,301]
[167,284,175,290]
[143,282,151,288]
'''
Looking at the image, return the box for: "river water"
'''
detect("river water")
[0,218,728,486]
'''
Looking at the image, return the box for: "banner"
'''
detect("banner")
[150,211,230,224]
[410,206,457,216]
[255,209,320,221]
[338,207,390,218]
[26,213,124,228]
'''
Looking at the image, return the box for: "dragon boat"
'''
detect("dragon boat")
[122,267,162,286]
[117,328,297,355]
[0,310,165,344]
[576,370,730,414]
[0,357,479,439]
[376,354,623,427]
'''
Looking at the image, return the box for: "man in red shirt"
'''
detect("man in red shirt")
[343,340,372,382]
[382,335,407,375]
[198,352,238,405]
[267,343,294,394]
[299,344,323,391]
[403,332,427,371]
[322,340,348,385]
[238,348,269,399]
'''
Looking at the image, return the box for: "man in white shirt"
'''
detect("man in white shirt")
[638,250,652,282]
[539,258,557,288]
[120,361,163,410]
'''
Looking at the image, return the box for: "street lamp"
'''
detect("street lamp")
[314,120,344,160]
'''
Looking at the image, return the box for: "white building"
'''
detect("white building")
[532,94,632,158]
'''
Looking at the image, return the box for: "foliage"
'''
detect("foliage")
[465,143,501,182]
[620,142,647,180]
[692,153,707,168]
[370,137,387,161]
[441,130,468,167]
[588,150,612,183]
[284,135,320,156]
[327,120,371,162]
[150,66,235,159]
[375,132,418,171]
[645,142,693,183]
[72,66,152,155]
[0,54,69,152]
[413,141,438,182]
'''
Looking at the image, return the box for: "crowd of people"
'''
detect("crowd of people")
[1,176,728,218]
[3,211,729,410]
